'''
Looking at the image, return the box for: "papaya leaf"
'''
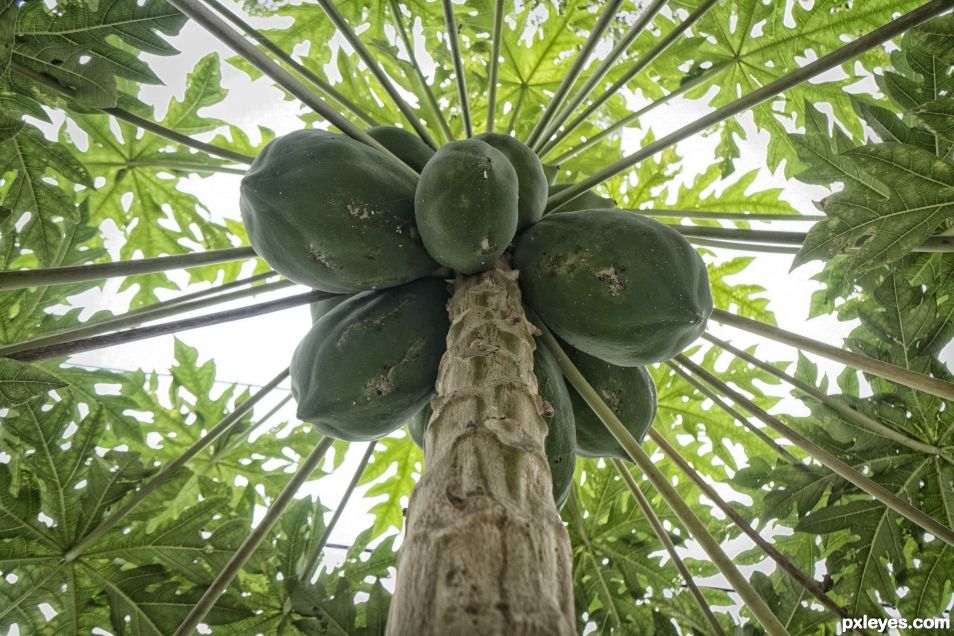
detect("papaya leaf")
[795,143,954,273]
[360,435,422,539]
[0,1,15,76]
[0,358,66,407]
[13,0,185,85]
[911,13,954,64]
[0,126,92,264]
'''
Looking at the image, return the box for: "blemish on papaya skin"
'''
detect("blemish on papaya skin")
[600,388,621,412]
[364,374,394,397]
[337,298,411,347]
[544,250,590,274]
[346,201,378,220]
[594,266,624,296]
[362,338,426,397]
[307,243,333,268]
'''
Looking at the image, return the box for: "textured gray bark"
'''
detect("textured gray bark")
[386,265,575,635]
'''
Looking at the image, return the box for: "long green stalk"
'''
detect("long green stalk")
[663,360,798,462]
[1,270,276,356]
[166,0,418,179]
[506,86,527,136]
[212,394,294,464]
[11,290,330,362]
[486,0,505,133]
[676,355,954,547]
[703,333,942,456]
[536,0,717,152]
[301,442,376,579]
[0,278,293,358]
[646,432,871,635]
[0,246,257,292]
[546,1,953,212]
[9,60,254,165]
[64,368,291,562]
[671,226,954,251]
[612,459,726,636]
[204,0,379,127]
[173,436,334,636]
[530,313,790,636]
[85,159,246,174]
[315,0,438,149]
[441,0,472,138]
[710,308,954,401]
[524,0,627,148]
[688,238,800,254]
[639,210,825,222]
[533,0,668,150]
[388,0,454,142]
[541,61,729,161]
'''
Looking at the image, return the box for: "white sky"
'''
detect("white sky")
[31,0,952,628]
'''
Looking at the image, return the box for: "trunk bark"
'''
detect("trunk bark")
[386,264,575,636]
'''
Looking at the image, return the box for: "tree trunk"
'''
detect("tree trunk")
[386,264,575,636]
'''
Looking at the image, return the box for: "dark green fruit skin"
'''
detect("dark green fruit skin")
[240,129,437,293]
[405,344,575,509]
[565,345,656,460]
[474,132,547,230]
[414,139,519,274]
[548,183,616,213]
[367,126,434,173]
[291,278,450,442]
[533,340,576,509]
[309,294,349,322]
[514,209,712,366]
[406,404,428,449]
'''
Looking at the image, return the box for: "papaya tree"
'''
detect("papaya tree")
[2,0,954,634]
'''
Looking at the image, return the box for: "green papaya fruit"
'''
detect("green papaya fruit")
[367,125,434,173]
[291,278,450,441]
[533,340,576,508]
[474,132,548,229]
[407,403,429,449]
[514,209,712,365]
[565,345,656,459]
[548,183,616,213]
[309,294,349,323]
[406,343,575,508]
[240,129,437,293]
[414,139,518,274]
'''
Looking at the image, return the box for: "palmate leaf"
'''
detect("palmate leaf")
[0,125,92,264]
[10,39,117,108]
[13,0,185,85]
[652,344,784,482]
[748,571,832,636]
[795,143,954,273]
[360,435,422,539]
[87,339,326,503]
[0,1,14,75]
[838,266,954,447]
[0,384,265,633]
[74,54,248,305]
[911,13,954,64]
[90,563,252,635]
[567,463,733,634]
[0,205,107,354]
[687,0,925,175]
[0,358,66,407]
[790,102,890,196]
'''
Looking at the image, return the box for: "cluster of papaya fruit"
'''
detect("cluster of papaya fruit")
[240,126,712,505]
